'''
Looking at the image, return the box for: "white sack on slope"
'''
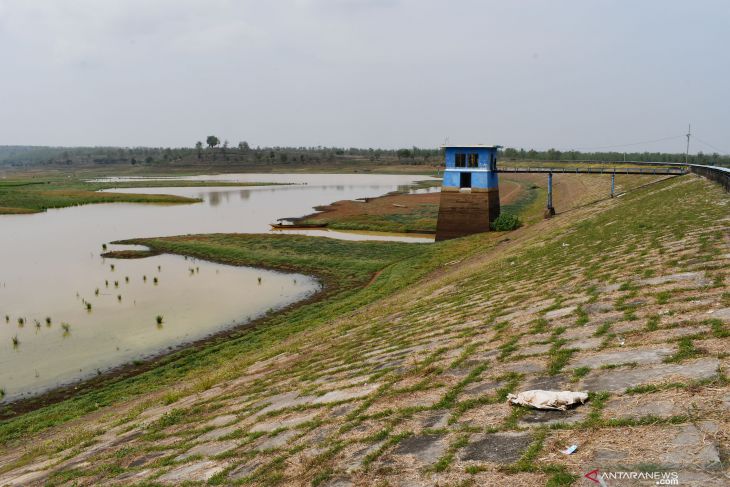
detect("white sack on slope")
[507,390,589,411]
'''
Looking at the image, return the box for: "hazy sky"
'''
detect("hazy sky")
[1,0,728,152]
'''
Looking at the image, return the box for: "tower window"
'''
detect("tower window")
[455,153,466,167]
[468,153,479,167]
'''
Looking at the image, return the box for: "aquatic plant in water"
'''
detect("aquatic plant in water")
[11,336,19,347]
[156,315,163,325]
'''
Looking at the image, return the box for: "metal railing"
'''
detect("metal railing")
[687,164,730,192]
[496,166,687,175]
[495,162,729,191]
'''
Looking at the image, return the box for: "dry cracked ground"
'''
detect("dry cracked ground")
[1,175,729,486]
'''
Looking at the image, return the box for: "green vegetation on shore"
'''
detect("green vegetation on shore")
[121,234,427,293]
[0,179,283,214]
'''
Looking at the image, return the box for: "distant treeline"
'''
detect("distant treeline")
[500,147,730,166]
[0,143,727,168]
[0,143,443,167]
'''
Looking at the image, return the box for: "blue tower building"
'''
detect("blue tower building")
[435,144,501,241]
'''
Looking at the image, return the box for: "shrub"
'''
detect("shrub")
[491,213,521,231]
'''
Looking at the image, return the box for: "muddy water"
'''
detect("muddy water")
[0,174,434,401]
[98,173,438,242]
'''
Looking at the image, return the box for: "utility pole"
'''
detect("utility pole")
[685,124,691,164]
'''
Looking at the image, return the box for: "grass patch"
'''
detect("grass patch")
[433,434,469,472]
[574,306,589,326]
[547,346,576,376]
[707,319,729,338]
[498,337,520,361]
[594,323,611,337]
[655,291,672,305]
[645,315,660,331]
[529,318,549,334]
[663,338,704,363]
[572,366,591,379]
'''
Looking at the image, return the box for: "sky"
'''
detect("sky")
[0,0,728,153]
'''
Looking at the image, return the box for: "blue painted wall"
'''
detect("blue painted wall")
[442,146,499,190]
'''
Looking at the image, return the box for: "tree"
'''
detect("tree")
[195,141,203,159]
[238,141,250,152]
[206,136,220,149]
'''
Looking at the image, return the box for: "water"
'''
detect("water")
[0,173,435,401]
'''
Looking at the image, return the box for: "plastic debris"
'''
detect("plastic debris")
[507,390,589,411]
[562,444,578,455]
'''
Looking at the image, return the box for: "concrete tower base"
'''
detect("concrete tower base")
[435,188,500,241]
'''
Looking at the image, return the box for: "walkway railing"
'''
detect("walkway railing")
[496,166,687,175]
[687,164,730,192]
[496,162,729,192]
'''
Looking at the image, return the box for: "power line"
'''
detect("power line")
[572,134,685,151]
[693,136,728,154]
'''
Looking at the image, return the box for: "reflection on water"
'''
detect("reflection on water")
[102,173,438,241]
[0,173,435,401]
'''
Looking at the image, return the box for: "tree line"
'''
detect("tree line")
[1,140,727,167]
